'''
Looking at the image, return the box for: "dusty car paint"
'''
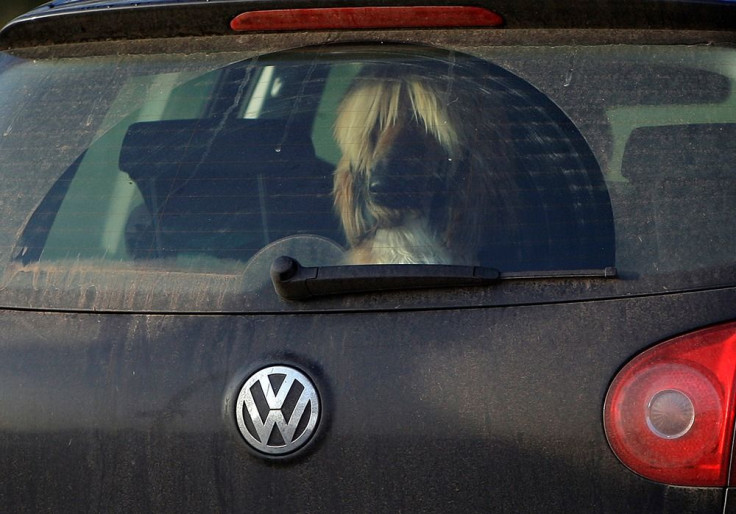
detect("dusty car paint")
[1,288,734,511]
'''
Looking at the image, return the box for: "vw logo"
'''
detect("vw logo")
[235,365,320,455]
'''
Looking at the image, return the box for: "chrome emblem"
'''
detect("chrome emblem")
[235,365,320,455]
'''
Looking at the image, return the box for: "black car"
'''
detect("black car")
[2,0,736,512]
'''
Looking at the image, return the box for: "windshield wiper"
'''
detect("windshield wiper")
[270,256,617,301]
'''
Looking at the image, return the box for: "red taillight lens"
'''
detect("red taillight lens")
[603,322,736,486]
[230,6,504,32]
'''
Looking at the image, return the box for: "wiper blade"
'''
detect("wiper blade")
[270,256,617,301]
[499,268,618,280]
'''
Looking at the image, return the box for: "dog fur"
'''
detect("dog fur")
[332,64,514,265]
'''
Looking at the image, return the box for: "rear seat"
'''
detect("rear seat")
[617,123,736,274]
[119,118,340,260]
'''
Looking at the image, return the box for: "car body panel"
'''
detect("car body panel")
[1,287,735,511]
[4,0,736,49]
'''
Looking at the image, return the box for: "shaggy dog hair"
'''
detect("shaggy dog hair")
[333,63,515,265]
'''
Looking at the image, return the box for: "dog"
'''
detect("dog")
[332,63,517,265]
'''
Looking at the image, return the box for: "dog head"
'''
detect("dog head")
[332,66,467,247]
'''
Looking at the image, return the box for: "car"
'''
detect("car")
[2,0,736,512]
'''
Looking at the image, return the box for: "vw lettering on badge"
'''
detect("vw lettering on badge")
[235,365,320,456]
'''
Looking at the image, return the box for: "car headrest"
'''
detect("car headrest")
[622,123,736,182]
[119,118,318,181]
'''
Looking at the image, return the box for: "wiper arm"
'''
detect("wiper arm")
[270,256,500,300]
[270,256,616,301]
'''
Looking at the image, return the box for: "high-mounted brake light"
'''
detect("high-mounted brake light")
[603,322,736,486]
[230,6,504,32]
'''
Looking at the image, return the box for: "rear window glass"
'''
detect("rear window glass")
[0,39,734,311]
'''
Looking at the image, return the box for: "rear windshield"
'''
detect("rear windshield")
[0,37,734,311]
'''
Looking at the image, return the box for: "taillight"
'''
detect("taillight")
[230,6,504,32]
[603,322,736,486]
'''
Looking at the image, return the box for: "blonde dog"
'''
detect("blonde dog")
[332,63,514,265]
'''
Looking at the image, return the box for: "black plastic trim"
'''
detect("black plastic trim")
[270,256,616,300]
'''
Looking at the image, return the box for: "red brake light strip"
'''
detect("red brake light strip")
[230,6,504,32]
